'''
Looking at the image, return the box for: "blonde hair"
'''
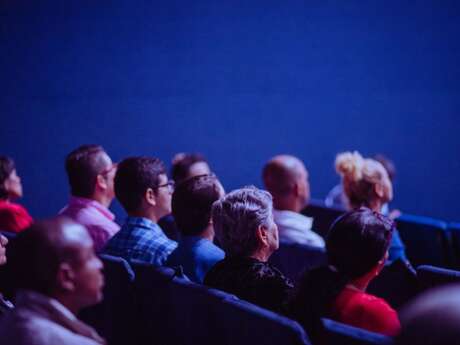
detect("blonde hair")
[335,151,389,209]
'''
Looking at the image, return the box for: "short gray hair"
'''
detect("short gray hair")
[212,186,273,257]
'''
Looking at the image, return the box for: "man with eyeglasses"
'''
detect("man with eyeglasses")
[60,145,120,252]
[103,157,177,266]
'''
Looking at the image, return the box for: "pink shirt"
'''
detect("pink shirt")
[60,196,120,252]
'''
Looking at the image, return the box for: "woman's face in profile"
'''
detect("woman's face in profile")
[4,169,23,199]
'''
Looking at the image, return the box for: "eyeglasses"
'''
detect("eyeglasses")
[157,180,175,192]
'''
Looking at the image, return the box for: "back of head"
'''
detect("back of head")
[172,174,224,236]
[115,156,166,213]
[397,284,460,345]
[212,186,273,257]
[0,156,15,199]
[335,151,390,209]
[65,144,109,198]
[327,208,393,278]
[171,153,210,183]
[290,208,393,335]
[262,155,305,197]
[7,217,89,296]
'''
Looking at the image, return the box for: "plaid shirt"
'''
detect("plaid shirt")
[103,216,177,266]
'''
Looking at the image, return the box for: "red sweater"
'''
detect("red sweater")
[332,286,401,336]
[0,200,33,233]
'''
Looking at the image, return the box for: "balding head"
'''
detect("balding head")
[8,217,104,313]
[262,155,310,212]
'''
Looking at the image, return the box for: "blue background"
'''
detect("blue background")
[1,0,459,222]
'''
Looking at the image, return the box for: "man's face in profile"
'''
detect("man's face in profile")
[65,224,105,308]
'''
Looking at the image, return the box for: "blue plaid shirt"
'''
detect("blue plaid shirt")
[103,216,177,266]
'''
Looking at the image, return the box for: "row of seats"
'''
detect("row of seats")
[302,200,460,269]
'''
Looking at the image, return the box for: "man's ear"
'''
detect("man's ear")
[255,224,269,247]
[96,174,108,191]
[374,183,384,198]
[145,188,157,207]
[56,262,76,292]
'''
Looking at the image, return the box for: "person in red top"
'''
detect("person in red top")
[290,208,400,341]
[0,156,33,232]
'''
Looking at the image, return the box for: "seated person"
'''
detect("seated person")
[397,284,460,345]
[0,156,33,232]
[166,174,225,283]
[290,208,400,339]
[325,153,399,218]
[159,153,212,241]
[60,145,120,252]
[263,155,325,248]
[334,151,407,263]
[0,217,105,344]
[171,153,211,184]
[103,157,177,266]
[0,234,13,317]
[204,186,293,314]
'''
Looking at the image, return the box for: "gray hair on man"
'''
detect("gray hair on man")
[212,186,274,257]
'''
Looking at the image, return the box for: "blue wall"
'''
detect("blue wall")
[1,0,459,222]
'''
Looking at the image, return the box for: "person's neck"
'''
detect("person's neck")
[197,225,214,242]
[249,249,271,262]
[128,209,159,223]
[274,197,302,213]
[89,192,112,208]
[347,268,380,292]
[368,200,383,213]
[54,295,80,316]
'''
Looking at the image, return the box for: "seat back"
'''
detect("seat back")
[367,259,418,310]
[395,214,450,267]
[168,277,234,345]
[269,243,327,282]
[448,223,460,269]
[78,254,135,345]
[0,231,16,241]
[131,260,178,345]
[220,297,311,345]
[320,318,394,345]
[301,200,345,238]
[416,265,460,292]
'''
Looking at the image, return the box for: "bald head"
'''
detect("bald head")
[9,218,89,294]
[262,155,310,211]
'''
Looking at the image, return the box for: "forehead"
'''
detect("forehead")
[188,162,210,178]
[158,173,168,184]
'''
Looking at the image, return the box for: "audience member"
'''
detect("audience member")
[171,153,211,184]
[325,153,399,217]
[0,156,33,232]
[60,145,119,252]
[263,155,325,248]
[0,218,105,344]
[158,153,211,241]
[333,151,407,262]
[397,284,460,345]
[166,174,225,283]
[290,208,400,339]
[204,186,293,314]
[0,234,13,317]
[103,157,177,266]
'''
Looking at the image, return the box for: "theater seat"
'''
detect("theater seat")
[131,260,178,345]
[416,265,460,292]
[78,254,135,345]
[269,243,327,282]
[301,200,345,238]
[320,318,394,345]
[219,297,311,345]
[367,259,418,310]
[448,223,460,269]
[395,214,450,268]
